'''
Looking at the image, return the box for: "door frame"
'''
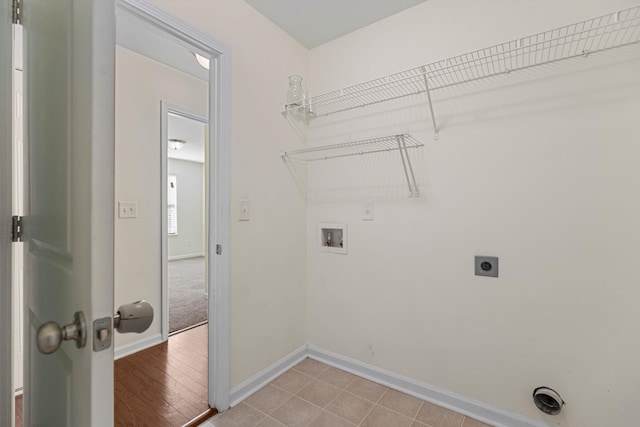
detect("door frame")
[1,2,15,426]
[116,0,231,411]
[160,103,209,341]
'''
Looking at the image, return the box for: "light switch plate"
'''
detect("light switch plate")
[118,201,137,218]
[362,202,374,221]
[239,200,250,221]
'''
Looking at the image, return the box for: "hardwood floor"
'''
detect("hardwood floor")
[15,394,22,427]
[115,324,214,426]
[14,325,212,427]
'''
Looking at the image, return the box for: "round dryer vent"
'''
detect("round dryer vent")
[532,386,565,415]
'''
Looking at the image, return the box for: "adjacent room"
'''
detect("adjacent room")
[112,7,213,424]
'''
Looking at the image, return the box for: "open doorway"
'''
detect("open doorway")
[114,12,212,425]
[112,0,231,423]
[164,108,209,336]
[6,1,230,425]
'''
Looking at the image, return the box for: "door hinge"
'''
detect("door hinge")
[216,244,222,255]
[12,0,22,25]
[12,215,23,242]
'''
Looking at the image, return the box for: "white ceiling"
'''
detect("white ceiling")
[244,0,428,49]
[168,114,206,163]
[117,1,429,80]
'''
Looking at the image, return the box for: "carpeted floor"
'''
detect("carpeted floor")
[168,256,208,333]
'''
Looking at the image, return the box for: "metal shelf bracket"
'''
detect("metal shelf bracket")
[396,135,420,197]
[420,67,439,140]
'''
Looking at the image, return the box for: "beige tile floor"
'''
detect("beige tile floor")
[205,358,492,427]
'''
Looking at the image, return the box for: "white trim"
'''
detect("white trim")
[307,346,545,427]
[113,333,163,360]
[208,15,233,412]
[230,345,308,407]
[168,253,205,261]
[161,101,169,342]
[118,0,231,411]
[1,3,14,425]
[161,102,208,343]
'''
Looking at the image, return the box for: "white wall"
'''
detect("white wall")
[114,45,208,349]
[148,0,309,388]
[307,1,640,426]
[168,158,205,259]
[127,2,640,425]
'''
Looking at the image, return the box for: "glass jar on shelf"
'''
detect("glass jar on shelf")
[286,75,304,108]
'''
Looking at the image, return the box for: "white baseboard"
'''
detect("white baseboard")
[114,333,163,360]
[307,346,545,427]
[168,253,205,261]
[230,345,308,407]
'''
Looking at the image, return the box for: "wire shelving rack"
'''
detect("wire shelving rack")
[281,134,424,197]
[285,6,640,139]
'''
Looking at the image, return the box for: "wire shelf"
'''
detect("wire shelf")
[281,134,423,162]
[288,6,640,118]
[282,134,424,197]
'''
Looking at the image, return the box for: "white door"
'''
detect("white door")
[1,1,15,426]
[20,0,115,426]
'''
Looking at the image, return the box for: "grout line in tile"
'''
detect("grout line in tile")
[374,402,421,424]
[354,386,389,426]
[304,411,322,427]
[357,408,374,426]
[264,383,348,427]
[244,385,297,420]
[242,398,277,417]
[294,370,317,383]
[235,402,266,427]
[298,388,339,413]
[340,387,382,405]
[305,409,359,427]
[317,384,341,413]
[240,367,474,427]
[311,372,357,393]
[413,401,424,424]
[265,416,287,427]
[291,363,331,379]
[269,382,292,394]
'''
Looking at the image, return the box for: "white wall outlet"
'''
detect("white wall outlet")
[118,201,138,219]
[239,200,250,221]
[362,202,374,221]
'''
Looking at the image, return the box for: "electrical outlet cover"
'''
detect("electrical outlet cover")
[362,202,374,221]
[239,200,250,221]
[475,256,498,277]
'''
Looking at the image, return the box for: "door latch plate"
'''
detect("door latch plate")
[93,317,112,352]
